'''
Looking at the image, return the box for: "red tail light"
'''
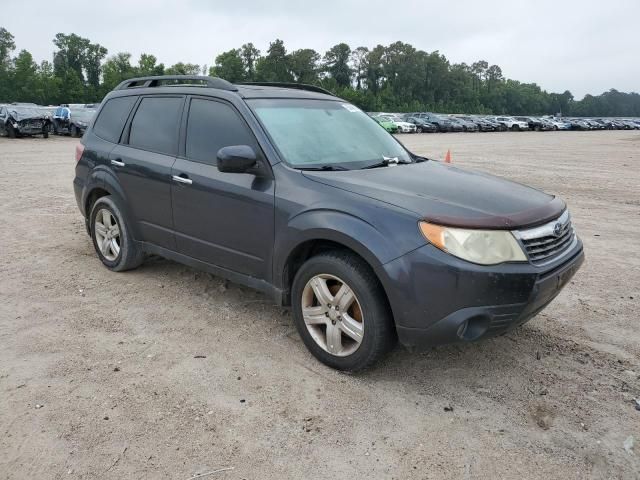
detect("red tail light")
[75,143,85,163]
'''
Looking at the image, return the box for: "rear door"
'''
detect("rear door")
[170,96,275,279]
[109,95,185,250]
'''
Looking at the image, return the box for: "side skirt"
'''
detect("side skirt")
[139,241,284,306]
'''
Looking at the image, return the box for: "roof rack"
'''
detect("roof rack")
[238,82,334,96]
[114,75,238,92]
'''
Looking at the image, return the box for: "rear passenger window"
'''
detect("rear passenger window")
[129,97,183,155]
[93,96,137,143]
[185,98,257,164]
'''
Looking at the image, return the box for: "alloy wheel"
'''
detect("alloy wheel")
[301,274,364,357]
[94,209,121,261]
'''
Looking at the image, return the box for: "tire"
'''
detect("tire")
[291,251,396,372]
[43,129,49,139]
[511,125,519,131]
[89,196,144,272]
[72,125,80,137]
[7,123,16,138]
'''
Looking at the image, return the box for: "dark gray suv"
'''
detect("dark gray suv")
[73,75,584,371]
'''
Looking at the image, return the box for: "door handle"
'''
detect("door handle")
[172,175,192,185]
[111,159,125,167]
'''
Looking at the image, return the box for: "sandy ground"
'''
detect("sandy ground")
[0,131,639,479]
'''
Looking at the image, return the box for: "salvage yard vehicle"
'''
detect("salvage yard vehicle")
[52,106,96,136]
[372,116,398,133]
[0,104,50,138]
[403,116,437,133]
[74,75,584,371]
[492,116,529,131]
[377,114,417,133]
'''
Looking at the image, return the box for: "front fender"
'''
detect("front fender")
[272,208,424,289]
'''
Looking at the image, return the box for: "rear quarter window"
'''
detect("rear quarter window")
[92,96,137,143]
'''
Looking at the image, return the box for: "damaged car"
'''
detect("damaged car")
[0,104,50,138]
[52,107,96,137]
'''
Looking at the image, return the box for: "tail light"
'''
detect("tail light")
[75,143,85,163]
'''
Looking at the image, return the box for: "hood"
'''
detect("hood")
[394,121,413,127]
[7,108,46,122]
[302,161,565,229]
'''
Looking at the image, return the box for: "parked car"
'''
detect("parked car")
[448,116,478,132]
[457,116,496,132]
[52,107,96,136]
[73,75,584,371]
[403,116,437,133]
[492,116,529,131]
[376,114,417,133]
[0,104,50,138]
[372,116,398,133]
[543,117,571,130]
[413,113,460,132]
[514,116,542,131]
[480,117,507,131]
[566,118,591,130]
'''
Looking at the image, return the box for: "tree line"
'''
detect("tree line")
[1,27,639,117]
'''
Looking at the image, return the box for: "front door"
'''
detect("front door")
[171,97,275,280]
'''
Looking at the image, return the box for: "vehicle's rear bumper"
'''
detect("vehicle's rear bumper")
[379,242,584,349]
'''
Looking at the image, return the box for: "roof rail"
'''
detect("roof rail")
[114,75,238,92]
[238,82,334,96]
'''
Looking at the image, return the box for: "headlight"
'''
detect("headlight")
[419,222,527,265]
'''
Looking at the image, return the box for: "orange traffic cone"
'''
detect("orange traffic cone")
[445,149,452,163]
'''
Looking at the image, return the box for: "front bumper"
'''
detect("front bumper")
[17,120,46,135]
[379,240,584,349]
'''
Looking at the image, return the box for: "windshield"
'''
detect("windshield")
[249,99,411,169]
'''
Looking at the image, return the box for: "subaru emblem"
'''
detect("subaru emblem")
[553,223,563,237]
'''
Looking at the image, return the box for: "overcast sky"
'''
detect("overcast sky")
[3,0,638,99]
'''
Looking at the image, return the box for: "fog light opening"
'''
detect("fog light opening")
[457,315,490,341]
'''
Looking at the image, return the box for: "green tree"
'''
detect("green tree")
[240,43,260,81]
[256,39,292,82]
[210,49,245,82]
[137,53,164,76]
[288,48,320,84]
[323,43,352,87]
[165,62,201,75]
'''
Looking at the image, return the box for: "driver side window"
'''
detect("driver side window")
[185,98,259,165]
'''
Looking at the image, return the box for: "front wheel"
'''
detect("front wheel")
[291,251,396,372]
[7,124,16,138]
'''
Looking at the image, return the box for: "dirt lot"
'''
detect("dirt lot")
[1,131,639,479]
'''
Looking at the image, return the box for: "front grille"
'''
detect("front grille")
[516,210,575,265]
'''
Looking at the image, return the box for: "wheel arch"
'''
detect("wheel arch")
[274,210,409,311]
[85,170,139,239]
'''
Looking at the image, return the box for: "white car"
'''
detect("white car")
[378,114,417,133]
[545,118,571,130]
[492,116,529,131]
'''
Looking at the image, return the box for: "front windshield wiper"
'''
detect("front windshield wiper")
[298,165,349,171]
[361,156,412,169]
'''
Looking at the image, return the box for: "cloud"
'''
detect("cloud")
[3,0,638,98]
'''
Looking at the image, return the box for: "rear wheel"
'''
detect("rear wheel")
[90,196,144,272]
[291,251,396,372]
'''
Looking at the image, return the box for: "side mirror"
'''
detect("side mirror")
[217,145,257,174]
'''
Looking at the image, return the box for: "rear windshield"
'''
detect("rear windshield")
[248,99,410,169]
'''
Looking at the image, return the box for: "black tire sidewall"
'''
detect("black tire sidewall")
[291,253,394,371]
[89,196,140,271]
